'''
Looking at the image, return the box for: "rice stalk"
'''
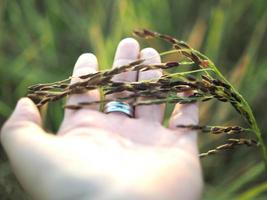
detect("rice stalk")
[200,138,258,158]
[25,29,267,167]
[133,29,267,169]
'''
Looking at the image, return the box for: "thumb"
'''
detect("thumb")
[1,97,47,152]
[1,98,56,198]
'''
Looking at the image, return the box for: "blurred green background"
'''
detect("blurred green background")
[1,0,267,199]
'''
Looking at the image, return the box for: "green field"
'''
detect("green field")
[1,0,267,199]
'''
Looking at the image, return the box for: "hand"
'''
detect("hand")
[1,38,203,200]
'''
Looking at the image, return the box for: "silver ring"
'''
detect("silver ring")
[104,101,134,117]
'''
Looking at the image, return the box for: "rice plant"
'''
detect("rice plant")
[1,1,267,199]
[26,29,266,166]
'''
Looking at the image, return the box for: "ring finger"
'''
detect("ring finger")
[105,38,140,117]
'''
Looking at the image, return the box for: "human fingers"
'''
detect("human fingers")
[135,48,165,122]
[1,98,48,150]
[60,53,100,134]
[169,101,199,154]
[105,38,139,118]
[0,98,55,198]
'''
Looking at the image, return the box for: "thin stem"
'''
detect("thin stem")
[193,49,267,170]
[165,68,212,78]
[159,48,191,57]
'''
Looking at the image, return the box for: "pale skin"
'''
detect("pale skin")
[0,38,203,200]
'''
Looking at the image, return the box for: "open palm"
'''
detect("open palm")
[1,38,202,200]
